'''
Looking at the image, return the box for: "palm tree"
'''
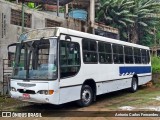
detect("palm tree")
[130,0,160,43]
[97,0,160,44]
[96,0,136,41]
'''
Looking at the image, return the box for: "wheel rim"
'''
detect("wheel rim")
[82,89,91,104]
[133,80,137,91]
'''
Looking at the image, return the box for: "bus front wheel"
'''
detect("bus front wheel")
[77,85,93,107]
[130,77,138,93]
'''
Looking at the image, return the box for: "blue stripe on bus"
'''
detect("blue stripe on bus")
[119,66,151,75]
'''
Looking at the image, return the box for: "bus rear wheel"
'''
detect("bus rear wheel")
[77,85,93,107]
[130,77,138,93]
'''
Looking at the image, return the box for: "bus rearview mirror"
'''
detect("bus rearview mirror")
[65,35,71,41]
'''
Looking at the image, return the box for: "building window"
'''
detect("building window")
[45,18,61,27]
[113,44,124,64]
[82,38,98,64]
[98,42,112,64]
[11,9,31,28]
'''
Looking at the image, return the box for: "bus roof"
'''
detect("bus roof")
[57,27,149,50]
[17,27,149,50]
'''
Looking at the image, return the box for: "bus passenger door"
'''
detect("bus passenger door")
[59,37,81,104]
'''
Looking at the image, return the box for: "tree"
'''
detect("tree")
[97,0,160,44]
[96,0,136,41]
[130,0,160,44]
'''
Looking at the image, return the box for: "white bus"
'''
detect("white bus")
[9,27,151,107]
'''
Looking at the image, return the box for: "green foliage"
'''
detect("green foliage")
[151,56,160,73]
[96,0,136,40]
[26,2,42,11]
[155,21,160,46]
[133,0,160,44]
[139,35,154,46]
[97,0,160,44]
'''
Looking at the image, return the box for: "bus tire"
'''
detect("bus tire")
[77,85,93,107]
[130,77,138,93]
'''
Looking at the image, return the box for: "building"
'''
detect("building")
[0,0,119,94]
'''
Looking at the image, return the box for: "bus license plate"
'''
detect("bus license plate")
[23,93,30,99]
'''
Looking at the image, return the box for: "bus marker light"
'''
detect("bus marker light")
[37,90,54,95]
[49,90,54,95]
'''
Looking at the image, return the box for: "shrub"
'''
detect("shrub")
[151,56,160,73]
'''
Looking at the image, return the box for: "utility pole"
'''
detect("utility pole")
[90,0,95,34]
[22,0,25,33]
[57,0,59,17]
[65,4,68,18]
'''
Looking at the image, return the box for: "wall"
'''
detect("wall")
[0,0,118,83]
[0,0,83,83]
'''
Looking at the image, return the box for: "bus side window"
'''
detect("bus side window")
[134,48,141,64]
[141,49,147,64]
[60,40,80,78]
[82,38,98,64]
[105,43,112,63]
[124,46,133,64]
[113,44,124,64]
[84,53,91,62]
[98,42,112,64]
[146,50,150,63]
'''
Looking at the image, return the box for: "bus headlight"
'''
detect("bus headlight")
[37,90,54,95]
[11,87,16,92]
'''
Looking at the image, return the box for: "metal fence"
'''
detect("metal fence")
[2,59,12,95]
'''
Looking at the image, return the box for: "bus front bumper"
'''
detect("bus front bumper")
[10,91,59,105]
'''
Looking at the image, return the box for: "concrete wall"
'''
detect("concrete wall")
[0,0,83,82]
[0,0,87,81]
[0,0,118,83]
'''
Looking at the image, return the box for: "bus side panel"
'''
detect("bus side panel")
[59,85,81,104]
[96,83,103,95]
[138,74,152,85]
[101,78,132,94]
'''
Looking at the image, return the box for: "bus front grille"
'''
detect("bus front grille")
[17,89,36,94]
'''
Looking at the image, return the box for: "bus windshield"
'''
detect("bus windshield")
[12,38,57,80]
